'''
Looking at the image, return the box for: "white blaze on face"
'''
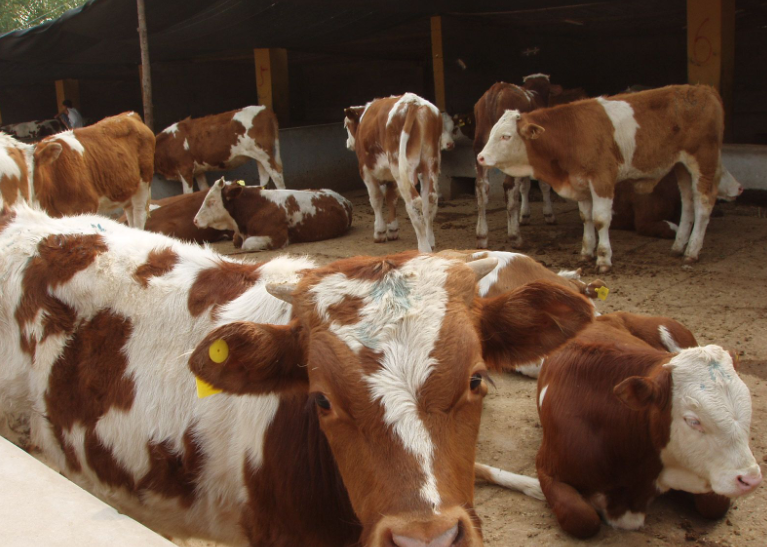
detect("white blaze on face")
[309,255,453,511]
[597,97,639,177]
[440,112,455,151]
[479,110,534,177]
[194,179,236,231]
[660,345,761,498]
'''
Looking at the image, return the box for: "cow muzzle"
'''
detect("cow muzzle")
[372,506,482,547]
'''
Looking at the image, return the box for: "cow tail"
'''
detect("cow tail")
[272,115,283,170]
[397,106,419,193]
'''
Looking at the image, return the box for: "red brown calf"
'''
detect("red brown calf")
[155,106,284,194]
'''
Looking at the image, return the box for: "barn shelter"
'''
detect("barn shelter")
[0,0,765,194]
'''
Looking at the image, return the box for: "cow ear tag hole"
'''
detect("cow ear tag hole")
[196,338,229,398]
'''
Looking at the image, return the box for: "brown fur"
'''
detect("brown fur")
[187,260,262,318]
[0,143,31,206]
[133,247,179,287]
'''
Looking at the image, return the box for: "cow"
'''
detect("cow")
[344,93,455,253]
[1,118,66,142]
[155,106,284,194]
[0,132,32,209]
[194,178,353,251]
[478,84,726,272]
[472,74,555,249]
[547,85,588,107]
[613,167,743,239]
[532,313,761,538]
[0,203,594,546]
[28,112,155,229]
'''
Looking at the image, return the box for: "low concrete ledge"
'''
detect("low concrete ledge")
[723,144,767,190]
[0,437,175,547]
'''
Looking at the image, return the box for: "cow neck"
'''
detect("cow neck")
[223,188,269,236]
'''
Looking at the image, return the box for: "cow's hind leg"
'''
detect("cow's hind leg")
[578,198,596,262]
[541,181,557,224]
[503,176,523,247]
[474,463,544,500]
[590,182,614,273]
[684,165,717,263]
[362,171,388,243]
[384,183,399,241]
[519,177,531,225]
[671,165,694,256]
[538,467,601,539]
[130,181,152,230]
[423,171,439,249]
[475,166,490,248]
[257,162,270,187]
[195,173,209,192]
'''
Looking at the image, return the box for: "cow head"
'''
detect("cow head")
[344,106,366,150]
[441,112,456,151]
[451,113,475,141]
[189,252,593,547]
[194,178,238,231]
[477,110,540,178]
[522,73,551,105]
[615,345,761,498]
[716,168,743,202]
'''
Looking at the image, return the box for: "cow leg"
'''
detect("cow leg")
[130,181,152,230]
[503,176,523,247]
[671,166,694,255]
[423,172,439,249]
[195,173,209,192]
[578,198,596,262]
[258,159,285,189]
[683,166,717,263]
[538,466,601,539]
[475,166,490,248]
[590,184,614,273]
[241,235,275,251]
[257,162,270,187]
[177,169,194,194]
[362,172,388,243]
[519,177,531,225]
[384,183,399,241]
[541,181,557,224]
[268,139,286,189]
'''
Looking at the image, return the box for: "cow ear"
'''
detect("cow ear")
[222,184,244,201]
[519,122,545,140]
[479,281,593,371]
[728,350,741,371]
[34,141,63,166]
[614,370,670,410]
[344,107,359,121]
[189,321,308,395]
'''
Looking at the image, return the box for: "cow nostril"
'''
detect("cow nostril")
[478,155,485,164]
[391,523,460,547]
[737,474,762,489]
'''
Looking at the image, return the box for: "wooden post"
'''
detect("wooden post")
[687,0,735,139]
[55,79,80,110]
[430,16,446,112]
[136,0,154,131]
[254,48,289,124]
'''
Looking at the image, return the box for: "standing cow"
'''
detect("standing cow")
[478,85,726,272]
[344,93,455,253]
[0,204,593,546]
[473,74,553,248]
[155,106,284,194]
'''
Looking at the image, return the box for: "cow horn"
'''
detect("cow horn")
[466,257,498,281]
[266,283,296,303]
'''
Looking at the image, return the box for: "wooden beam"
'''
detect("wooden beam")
[136,0,154,131]
[687,0,735,139]
[55,79,80,110]
[430,16,446,112]
[254,48,290,124]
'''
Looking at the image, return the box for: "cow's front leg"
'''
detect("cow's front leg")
[540,181,557,224]
[578,197,596,262]
[503,176,523,247]
[590,183,614,273]
[475,166,490,248]
[362,171,387,243]
[519,177,531,225]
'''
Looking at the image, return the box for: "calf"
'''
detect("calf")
[536,314,761,538]
[0,132,32,209]
[194,178,353,251]
[344,93,455,252]
[479,85,726,272]
[1,118,66,142]
[155,106,284,194]
[0,204,593,546]
[473,74,554,248]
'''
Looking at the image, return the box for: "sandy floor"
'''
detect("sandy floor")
[191,186,767,546]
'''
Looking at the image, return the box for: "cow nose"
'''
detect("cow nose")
[477,155,486,165]
[446,142,455,151]
[193,218,199,226]
[737,472,762,492]
[738,185,744,195]
[392,523,459,547]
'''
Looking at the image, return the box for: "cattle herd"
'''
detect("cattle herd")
[0,73,760,547]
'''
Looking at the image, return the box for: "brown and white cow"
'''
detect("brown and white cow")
[194,178,353,251]
[0,204,593,546]
[478,85,726,272]
[534,313,761,538]
[155,106,284,194]
[473,74,553,248]
[0,132,32,209]
[344,93,455,253]
[1,118,67,142]
[32,112,155,228]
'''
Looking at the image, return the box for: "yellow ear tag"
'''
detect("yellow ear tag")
[196,377,222,399]
[195,338,229,398]
[596,286,610,301]
[236,180,246,187]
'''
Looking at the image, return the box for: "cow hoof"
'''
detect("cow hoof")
[520,214,531,226]
[597,265,612,274]
[508,236,524,249]
[670,247,685,257]
[683,255,698,264]
[579,254,594,264]
[477,237,489,249]
[544,214,557,225]
[374,232,387,243]
[387,230,399,241]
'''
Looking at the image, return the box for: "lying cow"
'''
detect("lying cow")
[613,167,743,239]
[535,313,761,538]
[479,84,726,272]
[1,118,66,142]
[155,106,284,194]
[344,93,455,253]
[0,203,593,546]
[194,178,353,251]
[474,74,554,248]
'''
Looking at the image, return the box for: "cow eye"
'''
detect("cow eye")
[315,394,332,411]
[501,134,511,141]
[684,415,704,432]
[470,373,484,392]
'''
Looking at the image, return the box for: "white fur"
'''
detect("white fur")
[596,98,639,179]
[470,250,522,297]
[183,138,190,151]
[242,235,272,251]
[658,325,683,353]
[538,385,548,408]
[161,122,179,135]
[522,73,550,82]
[717,168,742,201]
[194,179,237,231]
[515,360,543,378]
[479,110,535,178]
[386,93,439,127]
[474,463,544,500]
[50,131,85,156]
[0,203,313,544]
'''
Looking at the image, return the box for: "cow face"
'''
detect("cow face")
[344,106,365,151]
[194,178,237,231]
[189,252,593,547]
[716,169,743,202]
[616,345,761,498]
[476,110,540,178]
[441,112,456,151]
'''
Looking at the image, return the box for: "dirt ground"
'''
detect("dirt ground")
[186,186,767,547]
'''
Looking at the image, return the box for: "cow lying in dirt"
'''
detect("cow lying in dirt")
[0,203,594,546]
[194,178,353,251]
